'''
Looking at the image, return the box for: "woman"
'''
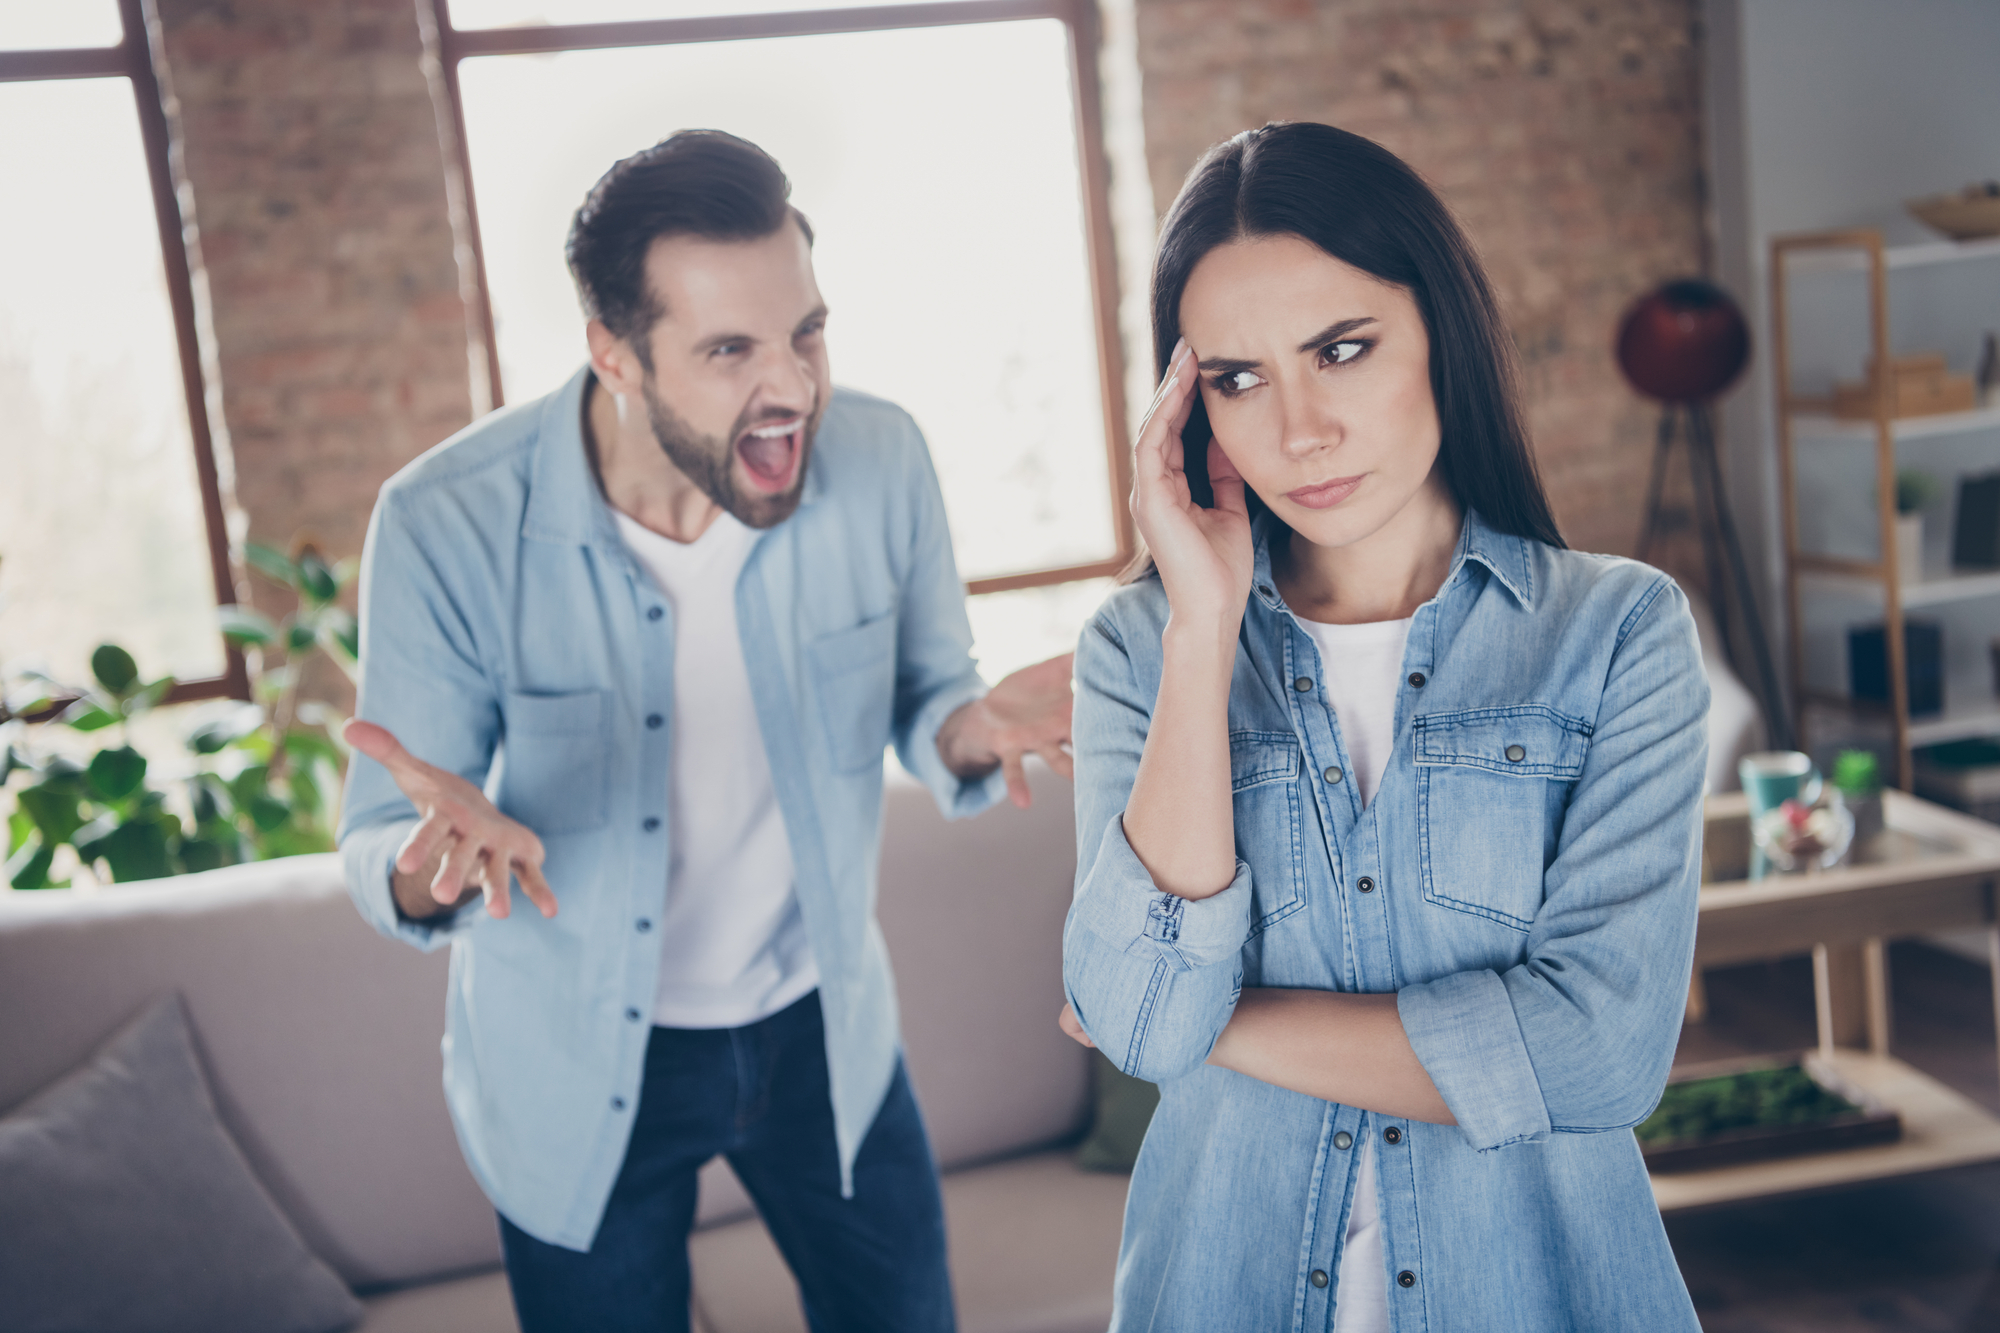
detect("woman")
[1059,121,1708,1331]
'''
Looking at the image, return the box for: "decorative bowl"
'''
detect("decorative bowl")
[1906,184,2000,241]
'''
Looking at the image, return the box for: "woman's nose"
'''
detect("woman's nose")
[1276,384,1340,458]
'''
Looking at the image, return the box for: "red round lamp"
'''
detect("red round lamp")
[1615,279,1751,403]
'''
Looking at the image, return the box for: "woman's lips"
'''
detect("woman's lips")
[737,418,804,494]
[1285,474,1363,510]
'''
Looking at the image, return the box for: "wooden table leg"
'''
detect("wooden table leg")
[1813,941,1871,1056]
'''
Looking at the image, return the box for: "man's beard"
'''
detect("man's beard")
[639,377,816,530]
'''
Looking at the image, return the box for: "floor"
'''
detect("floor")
[1667,942,2000,1331]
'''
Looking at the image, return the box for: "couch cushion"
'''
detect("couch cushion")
[689,1149,1128,1333]
[0,856,497,1288]
[357,1269,517,1333]
[0,995,363,1333]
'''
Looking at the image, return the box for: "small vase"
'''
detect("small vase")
[1895,512,1924,583]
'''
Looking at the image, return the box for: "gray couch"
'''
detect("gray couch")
[0,763,1125,1331]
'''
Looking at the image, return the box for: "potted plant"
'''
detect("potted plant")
[1894,469,1939,583]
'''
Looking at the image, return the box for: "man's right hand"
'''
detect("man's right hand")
[343,719,558,922]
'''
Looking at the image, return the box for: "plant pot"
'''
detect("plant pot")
[1896,512,1924,582]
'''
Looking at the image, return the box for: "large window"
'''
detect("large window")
[0,0,242,699]
[429,0,1132,676]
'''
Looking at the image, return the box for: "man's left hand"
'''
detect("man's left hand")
[937,652,1074,808]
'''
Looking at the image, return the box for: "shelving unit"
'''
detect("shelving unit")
[1770,227,2000,790]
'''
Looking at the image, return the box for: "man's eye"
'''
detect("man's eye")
[1217,370,1264,395]
[1328,341,1365,365]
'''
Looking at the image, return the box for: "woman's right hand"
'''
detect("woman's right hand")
[1131,339,1255,631]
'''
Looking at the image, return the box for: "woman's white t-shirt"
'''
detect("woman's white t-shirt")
[1296,613,1414,1333]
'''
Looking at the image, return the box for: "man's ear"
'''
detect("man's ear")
[586,319,647,397]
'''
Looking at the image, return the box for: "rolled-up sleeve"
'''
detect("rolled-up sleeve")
[1399,576,1709,1150]
[336,488,501,952]
[1063,603,1251,1084]
[886,420,1007,820]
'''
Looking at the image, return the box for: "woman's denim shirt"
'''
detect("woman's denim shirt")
[1063,510,1709,1332]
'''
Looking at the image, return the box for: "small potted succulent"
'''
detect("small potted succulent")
[1894,469,1940,583]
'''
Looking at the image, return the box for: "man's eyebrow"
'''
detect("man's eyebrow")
[794,304,829,333]
[1194,317,1380,374]
[694,330,755,355]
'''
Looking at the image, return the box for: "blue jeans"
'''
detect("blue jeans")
[499,991,954,1333]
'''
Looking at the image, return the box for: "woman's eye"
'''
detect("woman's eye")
[1327,340,1365,365]
[1218,370,1264,394]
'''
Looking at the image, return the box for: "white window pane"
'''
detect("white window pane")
[0,79,224,687]
[965,576,1112,683]
[0,2,122,49]
[459,19,1117,583]
[449,0,988,29]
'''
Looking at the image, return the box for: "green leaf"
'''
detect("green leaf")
[281,729,345,770]
[0,742,21,784]
[218,604,280,648]
[72,812,118,860]
[86,746,148,801]
[187,773,229,823]
[7,809,30,855]
[96,819,174,882]
[245,794,292,833]
[178,834,242,873]
[90,644,139,695]
[16,784,85,844]
[186,706,264,756]
[285,618,318,654]
[129,676,176,713]
[296,547,338,604]
[225,763,270,810]
[317,608,360,672]
[60,700,120,733]
[5,833,56,890]
[243,542,298,589]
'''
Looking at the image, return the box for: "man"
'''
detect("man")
[337,130,1072,1333]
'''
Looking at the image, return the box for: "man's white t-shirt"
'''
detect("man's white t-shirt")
[615,509,820,1030]
[1296,613,1413,1333]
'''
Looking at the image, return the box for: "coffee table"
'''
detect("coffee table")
[1652,789,2000,1213]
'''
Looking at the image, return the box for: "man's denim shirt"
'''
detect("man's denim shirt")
[1063,511,1709,1331]
[338,367,1002,1251]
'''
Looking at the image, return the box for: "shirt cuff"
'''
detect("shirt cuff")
[1072,815,1253,970]
[1398,969,1552,1151]
[339,819,475,953]
[901,681,1008,820]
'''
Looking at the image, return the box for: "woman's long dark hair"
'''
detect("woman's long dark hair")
[1125,121,1563,579]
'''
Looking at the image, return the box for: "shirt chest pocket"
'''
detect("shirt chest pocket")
[807,613,898,774]
[1412,706,1590,931]
[496,690,612,836]
[1230,731,1305,931]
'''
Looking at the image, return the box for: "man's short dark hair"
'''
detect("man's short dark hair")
[565,130,812,363]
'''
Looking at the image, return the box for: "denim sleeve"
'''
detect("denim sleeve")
[334,489,502,952]
[887,422,1007,820]
[1400,577,1709,1150]
[1062,607,1252,1084]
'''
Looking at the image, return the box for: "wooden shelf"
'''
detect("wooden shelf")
[1803,695,2000,747]
[1783,234,2000,274]
[1789,404,2000,441]
[1798,565,2000,607]
[1653,1050,2000,1213]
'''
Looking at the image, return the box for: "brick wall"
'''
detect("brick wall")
[1132,0,1709,559]
[153,0,471,572]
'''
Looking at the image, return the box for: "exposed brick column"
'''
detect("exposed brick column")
[1132,0,1708,560]
[152,0,472,571]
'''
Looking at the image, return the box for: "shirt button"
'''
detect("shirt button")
[635,918,652,933]
[646,713,664,729]
[646,606,664,621]
[1294,676,1314,693]
[625,1007,642,1022]
[1384,1125,1403,1145]
[1408,672,1427,688]
[1310,1269,1329,1289]
[1505,743,1526,763]
[1356,877,1375,894]
[1398,1270,1417,1289]
[643,817,661,832]
[611,1096,628,1111]
[1323,766,1344,784]
[1334,1130,1353,1150]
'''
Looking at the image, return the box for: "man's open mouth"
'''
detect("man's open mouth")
[736,418,804,495]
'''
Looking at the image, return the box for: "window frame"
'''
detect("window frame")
[0,0,249,702]
[422,0,1135,595]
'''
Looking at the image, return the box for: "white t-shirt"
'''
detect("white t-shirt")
[1296,613,1413,1333]
[615,510,820,1030]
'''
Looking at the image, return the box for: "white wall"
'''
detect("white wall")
[1704,0,2000,727]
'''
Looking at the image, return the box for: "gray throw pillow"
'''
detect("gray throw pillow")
[0,995,363,1333]
[1076,1050,1159,1172]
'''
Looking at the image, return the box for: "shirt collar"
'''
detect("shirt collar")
[521,363,825,550]
[1245,504,1535,614]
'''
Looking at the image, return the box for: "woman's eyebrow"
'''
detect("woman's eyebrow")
[1195,316,1381,374]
